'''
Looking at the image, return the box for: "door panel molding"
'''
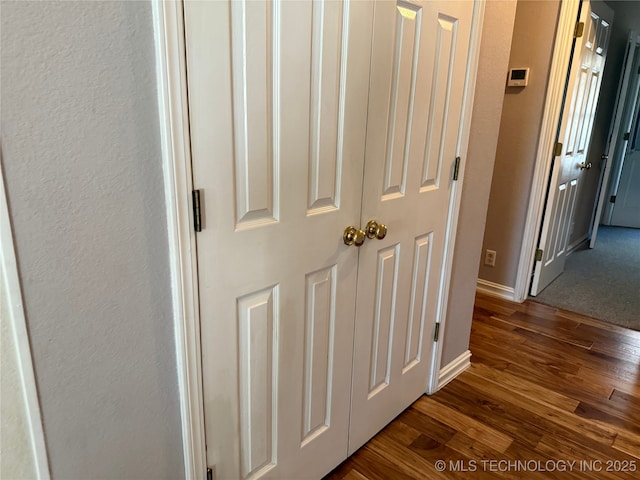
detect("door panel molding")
[152,2,206,479]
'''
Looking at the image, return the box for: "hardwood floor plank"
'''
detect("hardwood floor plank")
[470,343,615,404]
[575,401,640,435]
[613,433,640,460]
[432,380,546,448]
[467,362,580,411]
[413,396,514,453]
[395,408,457,445]
[459,369,619,446]
[557,309,640,341]
[492,311,594,349]
[534,434,633,480]
[609,389,640,419]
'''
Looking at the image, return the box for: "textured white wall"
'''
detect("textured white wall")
[442,0,518,365]
[1,1,184,478]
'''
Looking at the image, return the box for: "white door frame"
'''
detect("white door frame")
[153,0,485,476]
[513,0,582,302]
[152,1,206,479]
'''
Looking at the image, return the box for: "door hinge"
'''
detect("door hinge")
[610,195,616,203]
[574,21,584,38]
[553,142,563,156]
[193,189,202,232]
[453,156,461,181]
[433,323,440,342]
[624,132,630,140]
[535,249,543,262]
[207,467,214,480]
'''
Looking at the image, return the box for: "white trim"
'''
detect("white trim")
[152,2,206,479]
[436,350,471,391]
[428,0,486,395]
[476,279,516,302]
[1,162,51,478]
[513,0,581,303]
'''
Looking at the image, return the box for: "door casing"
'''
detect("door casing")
[152,1,486,478]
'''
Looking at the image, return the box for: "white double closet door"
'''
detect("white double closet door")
[184,1,476,478]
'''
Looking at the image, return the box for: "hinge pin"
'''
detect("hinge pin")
[193,189,202,232]
[453,156,461,181]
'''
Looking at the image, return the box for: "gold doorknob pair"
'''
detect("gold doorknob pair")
[343,220,388,247]
[579,162,592,170]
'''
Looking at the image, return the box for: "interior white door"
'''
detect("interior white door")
[531,0,613,296]
[348,0,475,452]
[590,31,640,247]
[184,1,373,478]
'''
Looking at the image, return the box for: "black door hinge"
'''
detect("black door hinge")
[434,323,440,342]
[193,189,202,232]
[453,156,461,181]
[610,195,616,203]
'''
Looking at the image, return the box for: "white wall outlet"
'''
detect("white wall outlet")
[484,249,496,267]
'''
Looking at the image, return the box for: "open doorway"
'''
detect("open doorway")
[478,0,640,331]
[533,24,640,330]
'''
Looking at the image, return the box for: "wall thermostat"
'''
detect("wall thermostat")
[507,67,530,87]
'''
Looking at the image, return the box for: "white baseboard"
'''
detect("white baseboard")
[437,350,471,391]
[477,278,516,301]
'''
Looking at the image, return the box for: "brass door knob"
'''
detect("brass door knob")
[365,220,388,240]
[343,226,366,247]
[579,162,592,170]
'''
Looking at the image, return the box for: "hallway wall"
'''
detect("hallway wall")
[478,0,561,289]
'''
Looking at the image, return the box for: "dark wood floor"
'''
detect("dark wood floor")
[327,292,640,479]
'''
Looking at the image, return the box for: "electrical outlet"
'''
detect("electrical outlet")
[484,249,496,267]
